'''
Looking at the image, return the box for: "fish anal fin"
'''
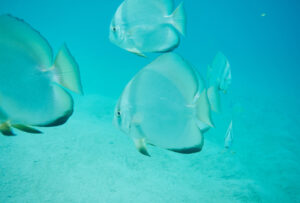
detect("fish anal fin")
[168,130,204,154]
[0,122,15,136]
[167,120,204,154]
[36,84,73,127]
[168,144,203,154]
[54,44,83,95]
[12,124,42,134]
[36,107,73,127]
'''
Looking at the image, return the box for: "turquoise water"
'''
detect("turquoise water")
[0,0,299,202]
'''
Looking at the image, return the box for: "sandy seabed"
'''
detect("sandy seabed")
[0,93,299,203]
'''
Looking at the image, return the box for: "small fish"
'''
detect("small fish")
[207,52,231,112]
[114,53,215,156]
[224,121,233,148]
[261,13,266,17]
[0,15,83,135]
[109,0,186,56]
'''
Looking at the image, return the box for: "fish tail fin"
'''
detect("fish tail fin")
[207,85,221,113]
[53,44,83,95]
[171,2,186,36]
[195,89,214,127]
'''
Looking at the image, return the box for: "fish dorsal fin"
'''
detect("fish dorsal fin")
[0,14,53,68]
[151,0,174,14]
[143,53,204,103]
[124,0,174,16]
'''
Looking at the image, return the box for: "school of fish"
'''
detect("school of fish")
[0,0,232,156]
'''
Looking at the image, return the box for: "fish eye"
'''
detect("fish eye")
[116,110,121,117]
[112,26,117,32]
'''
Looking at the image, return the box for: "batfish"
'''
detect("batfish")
[114,53,216,156]
[207,52,231,112]
[0,15,83,135]
[109,0,186,56]
[224,120,233,148]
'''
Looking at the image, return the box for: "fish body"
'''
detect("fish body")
[109,0,186,55]
[114,53,214,156]
[207,52,231,93]
[261,13,266,17]
[0,15,83,135]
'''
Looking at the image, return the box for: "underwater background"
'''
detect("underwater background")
[0,0,299,202]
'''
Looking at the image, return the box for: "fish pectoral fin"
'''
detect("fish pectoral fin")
[133,138,150,157]
[130,124,150,156]
[0,122,15,136]
[53,44,83,95]
[126,48,146,57]
[12,124,42,134]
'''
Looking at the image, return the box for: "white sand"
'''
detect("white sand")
[0,93,299,202]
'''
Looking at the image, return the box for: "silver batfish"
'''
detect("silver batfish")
[0,15,83,135]
[109,0,186,56]
[224,120,233,148]
[207,52,231,112]
[114,53,215,156]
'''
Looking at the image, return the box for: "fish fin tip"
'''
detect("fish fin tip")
[168,145,203,154]
[54,44,83,95]
[37,108,73,127]
[168,134,204,154]
[127,48,146,57]
[133,138,150,157]
[12,124,42,134]
[167,122,204,154]
[171,2,186,36]
[34,85,73,127]
[0,122,15,136]
[135,52,146,58]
